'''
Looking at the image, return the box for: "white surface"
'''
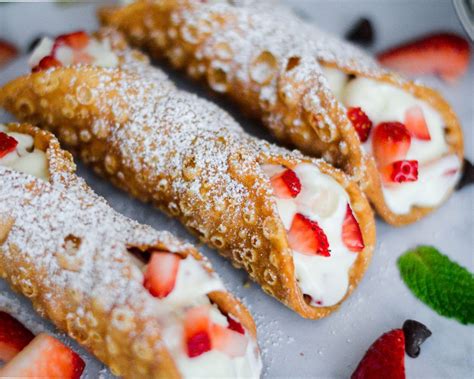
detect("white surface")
[0,1,473,378]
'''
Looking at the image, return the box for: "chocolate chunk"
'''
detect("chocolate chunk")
[456,158,474,190]
[27,36,44,53]
[403,320,432,358]
[345,18,374,46]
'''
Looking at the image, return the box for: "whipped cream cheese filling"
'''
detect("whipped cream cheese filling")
[263,163,358,307]
[0,125,48,180]
[134,253,261,378]
[321,66,461,214]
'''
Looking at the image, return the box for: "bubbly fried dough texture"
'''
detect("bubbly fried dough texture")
[98,0,464,225]
[0,123,257,378]
[0,30,375,318]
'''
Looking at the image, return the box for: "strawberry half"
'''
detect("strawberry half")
[0,132,18,159]
[0,39,18,69]
[54,31,90,51]
[351,329,406,379]
[288,213,330,256]
[32,55,62,72]
[226,314,245,335]
[270,168,301,198]
[377,32,470,83]
[184,306,212,358]
[0,333,85,379]
[372,122,411,167]
[0,312,34,362]
[380,160,419,183]
[211,324,248,358]
[404,106,431,141]
[342,205,364,253]
[347,107,373,142]
[143,252,181,299]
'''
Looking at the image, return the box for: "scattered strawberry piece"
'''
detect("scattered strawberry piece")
[351,329,405,379]
[0,312,34,362]
[270,168,301,198]
[211,324,248,358]
[226,314,245,335]
[404,106,431,141]
[380,160,419,183]
[377,32,470,83]
[0,132,18,159]
[184,306,212,358]
[144,252,181,299]
[347,107,373,142]
[372,122,411,167]
[32,55,62,72]
[342,205,364,253]
[288,213,330,257]
[0,333,85,379]
[54,31,90,51]
[0,39,18,68]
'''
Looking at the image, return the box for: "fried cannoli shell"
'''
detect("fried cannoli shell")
[0,65,375,319]
[0,123,257,378]
[99,0,464,226]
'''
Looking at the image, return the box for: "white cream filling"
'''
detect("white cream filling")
[29,36,118,69]
[146,255,261,378]
[0,125,48,180]
[321,67,461,215]
[263,163,358,307]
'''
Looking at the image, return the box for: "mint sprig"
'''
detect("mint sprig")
[398,246,474,325]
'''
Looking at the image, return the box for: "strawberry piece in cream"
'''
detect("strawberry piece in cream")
[144,252,181,299]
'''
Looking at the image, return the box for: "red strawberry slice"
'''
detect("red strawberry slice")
[380,160,419,183]
[143,252,181,299]
[54,31,90,50]
[0,333,85,379]
[226,314,245,335]
[0,39,18,69]
[347,107,373,142]
[32,55,62,72]
[404,106,431,141]
[377,32,470,83]
[184,306,212,358]
[351,329,405,379]
[270,168,301,198]
[288,213,330,257]
[0,132,18,159]
[211,324,248,358]
[372,122,411,167]
[0,312,34,362]
[342,205,364,253]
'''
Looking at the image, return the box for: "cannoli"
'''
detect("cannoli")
[0,30,375,319]
[0,122,261,378]
[99,0,464,225]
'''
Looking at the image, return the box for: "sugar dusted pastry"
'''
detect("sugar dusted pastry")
[0,123,261,378]
[99,0,464,225]
[0,30,375,319]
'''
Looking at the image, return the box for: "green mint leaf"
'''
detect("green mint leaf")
[398,245,474,325]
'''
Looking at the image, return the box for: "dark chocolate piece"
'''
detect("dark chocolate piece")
[345,17,374,46]
[403,319,432,358]
[456,158,474,190]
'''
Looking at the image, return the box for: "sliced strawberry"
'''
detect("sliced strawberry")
[347,107,373,142]
[32,55,62,72]
[404,106,430,141]
[211,324,248,358]
[143,252,181,299]
[380,160,419,183]
[0,39,18,68]
[226,314,245,335]
[0,132,18,159]
[184,306,212,358]
[351,329,405,379]
[0,333,85,379]
[342,205,364,253]
[288,213,330,257]
[54,31,90,50]
[270,168,301,198]
[372,122,411,167]
[377,32,470,83]
[0,312,34,362]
